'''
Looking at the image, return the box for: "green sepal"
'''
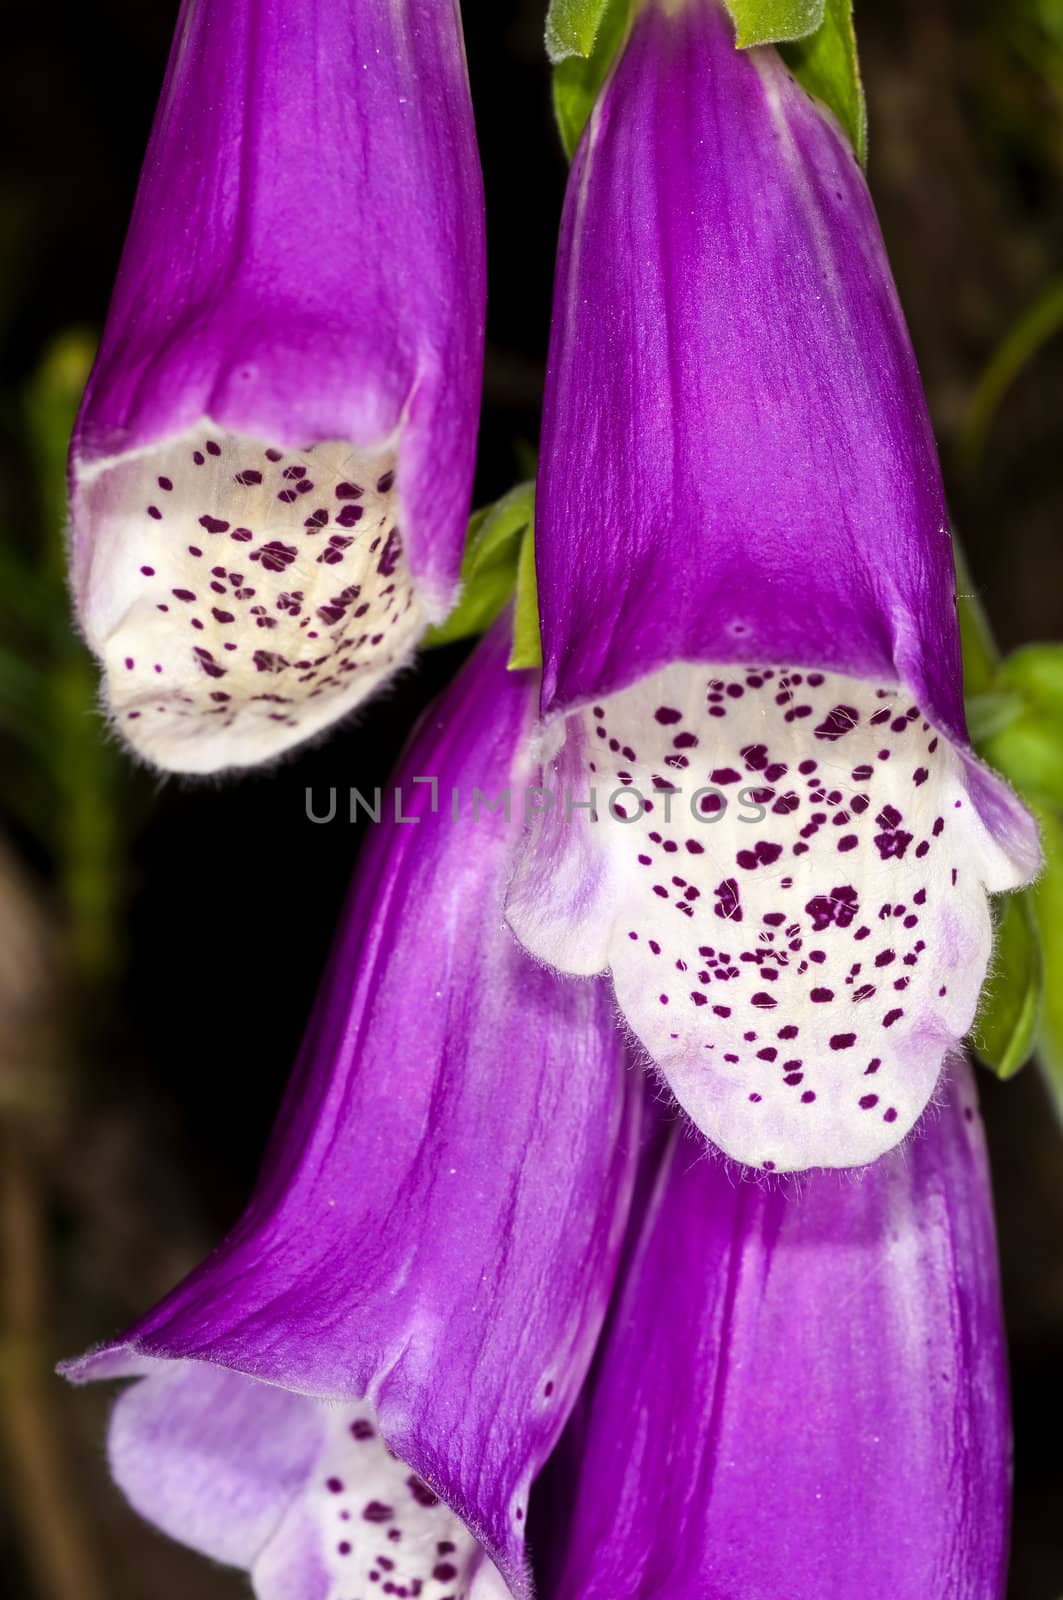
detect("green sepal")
[549,0,864,172]
[547,0,831,60]
[727,0,823,48]
[423,482,534,650]
[1031,806,1063,1123]
[972,889,1044,1080]
[779,0,866,166]
[508,525,543,670]
[11,330,134,987]
[546,0,617,61]
[0,639,50,760]
[24,329,96,566]
[551,0,633,160]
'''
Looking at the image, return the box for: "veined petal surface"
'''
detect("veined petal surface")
[64,622,638,1596]
[548,1059,1010,1600]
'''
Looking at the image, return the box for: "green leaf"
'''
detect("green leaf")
[1032,806,1063,1122]
[24,328,95,587]
[508,526,543,670]
[779,0,866,165]
[998,642,1063,719]
[726,0,823,48]
[972,890,1044,1079]
[546,0,615,61]
[552,0,633,159]
[424,483,534,650]
[419,478,543,670]
[982,716,1063,811]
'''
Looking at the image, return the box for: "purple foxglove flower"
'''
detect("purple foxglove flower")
[63,621,638,1597]
[549,1056,1009,1599]
[507,0,1040,1173]
[69,0,485,774]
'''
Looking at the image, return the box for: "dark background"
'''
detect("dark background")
[1,1,1062,1596]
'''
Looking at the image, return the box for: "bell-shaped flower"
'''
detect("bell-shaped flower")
[547,1056,1009,1599]
[62,621,638,1596]
[69,0,485,774]
[507,0,1040,1172]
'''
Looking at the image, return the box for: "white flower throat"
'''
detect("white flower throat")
[308,1402,508,1600]
[507,662,1023,1173]
[79,425,425,773]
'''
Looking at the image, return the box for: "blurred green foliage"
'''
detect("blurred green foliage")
[0,333,134,991]
[981,646,1063,1113]
[960,563,1063,1113]
[947,0,1063,1117]
[985,0,1063,170]
[961,280,1063,471]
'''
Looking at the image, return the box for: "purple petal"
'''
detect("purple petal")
[107,1361,325,1570]
[112,1368,512,1599]
[63,621,638,1595]
[549,1058,1009,1599]
[534,0,1036,858]
[538,0,949,723]
[508,0,1039,1171]
[70,0,485,772]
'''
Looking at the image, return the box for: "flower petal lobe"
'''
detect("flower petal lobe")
[508,664,1029,1171]
[81,426,421,772]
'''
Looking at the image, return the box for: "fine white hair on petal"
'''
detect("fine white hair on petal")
[294,1400,508,1600]
[507,663,1027,1174]
[77,424,424,774]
